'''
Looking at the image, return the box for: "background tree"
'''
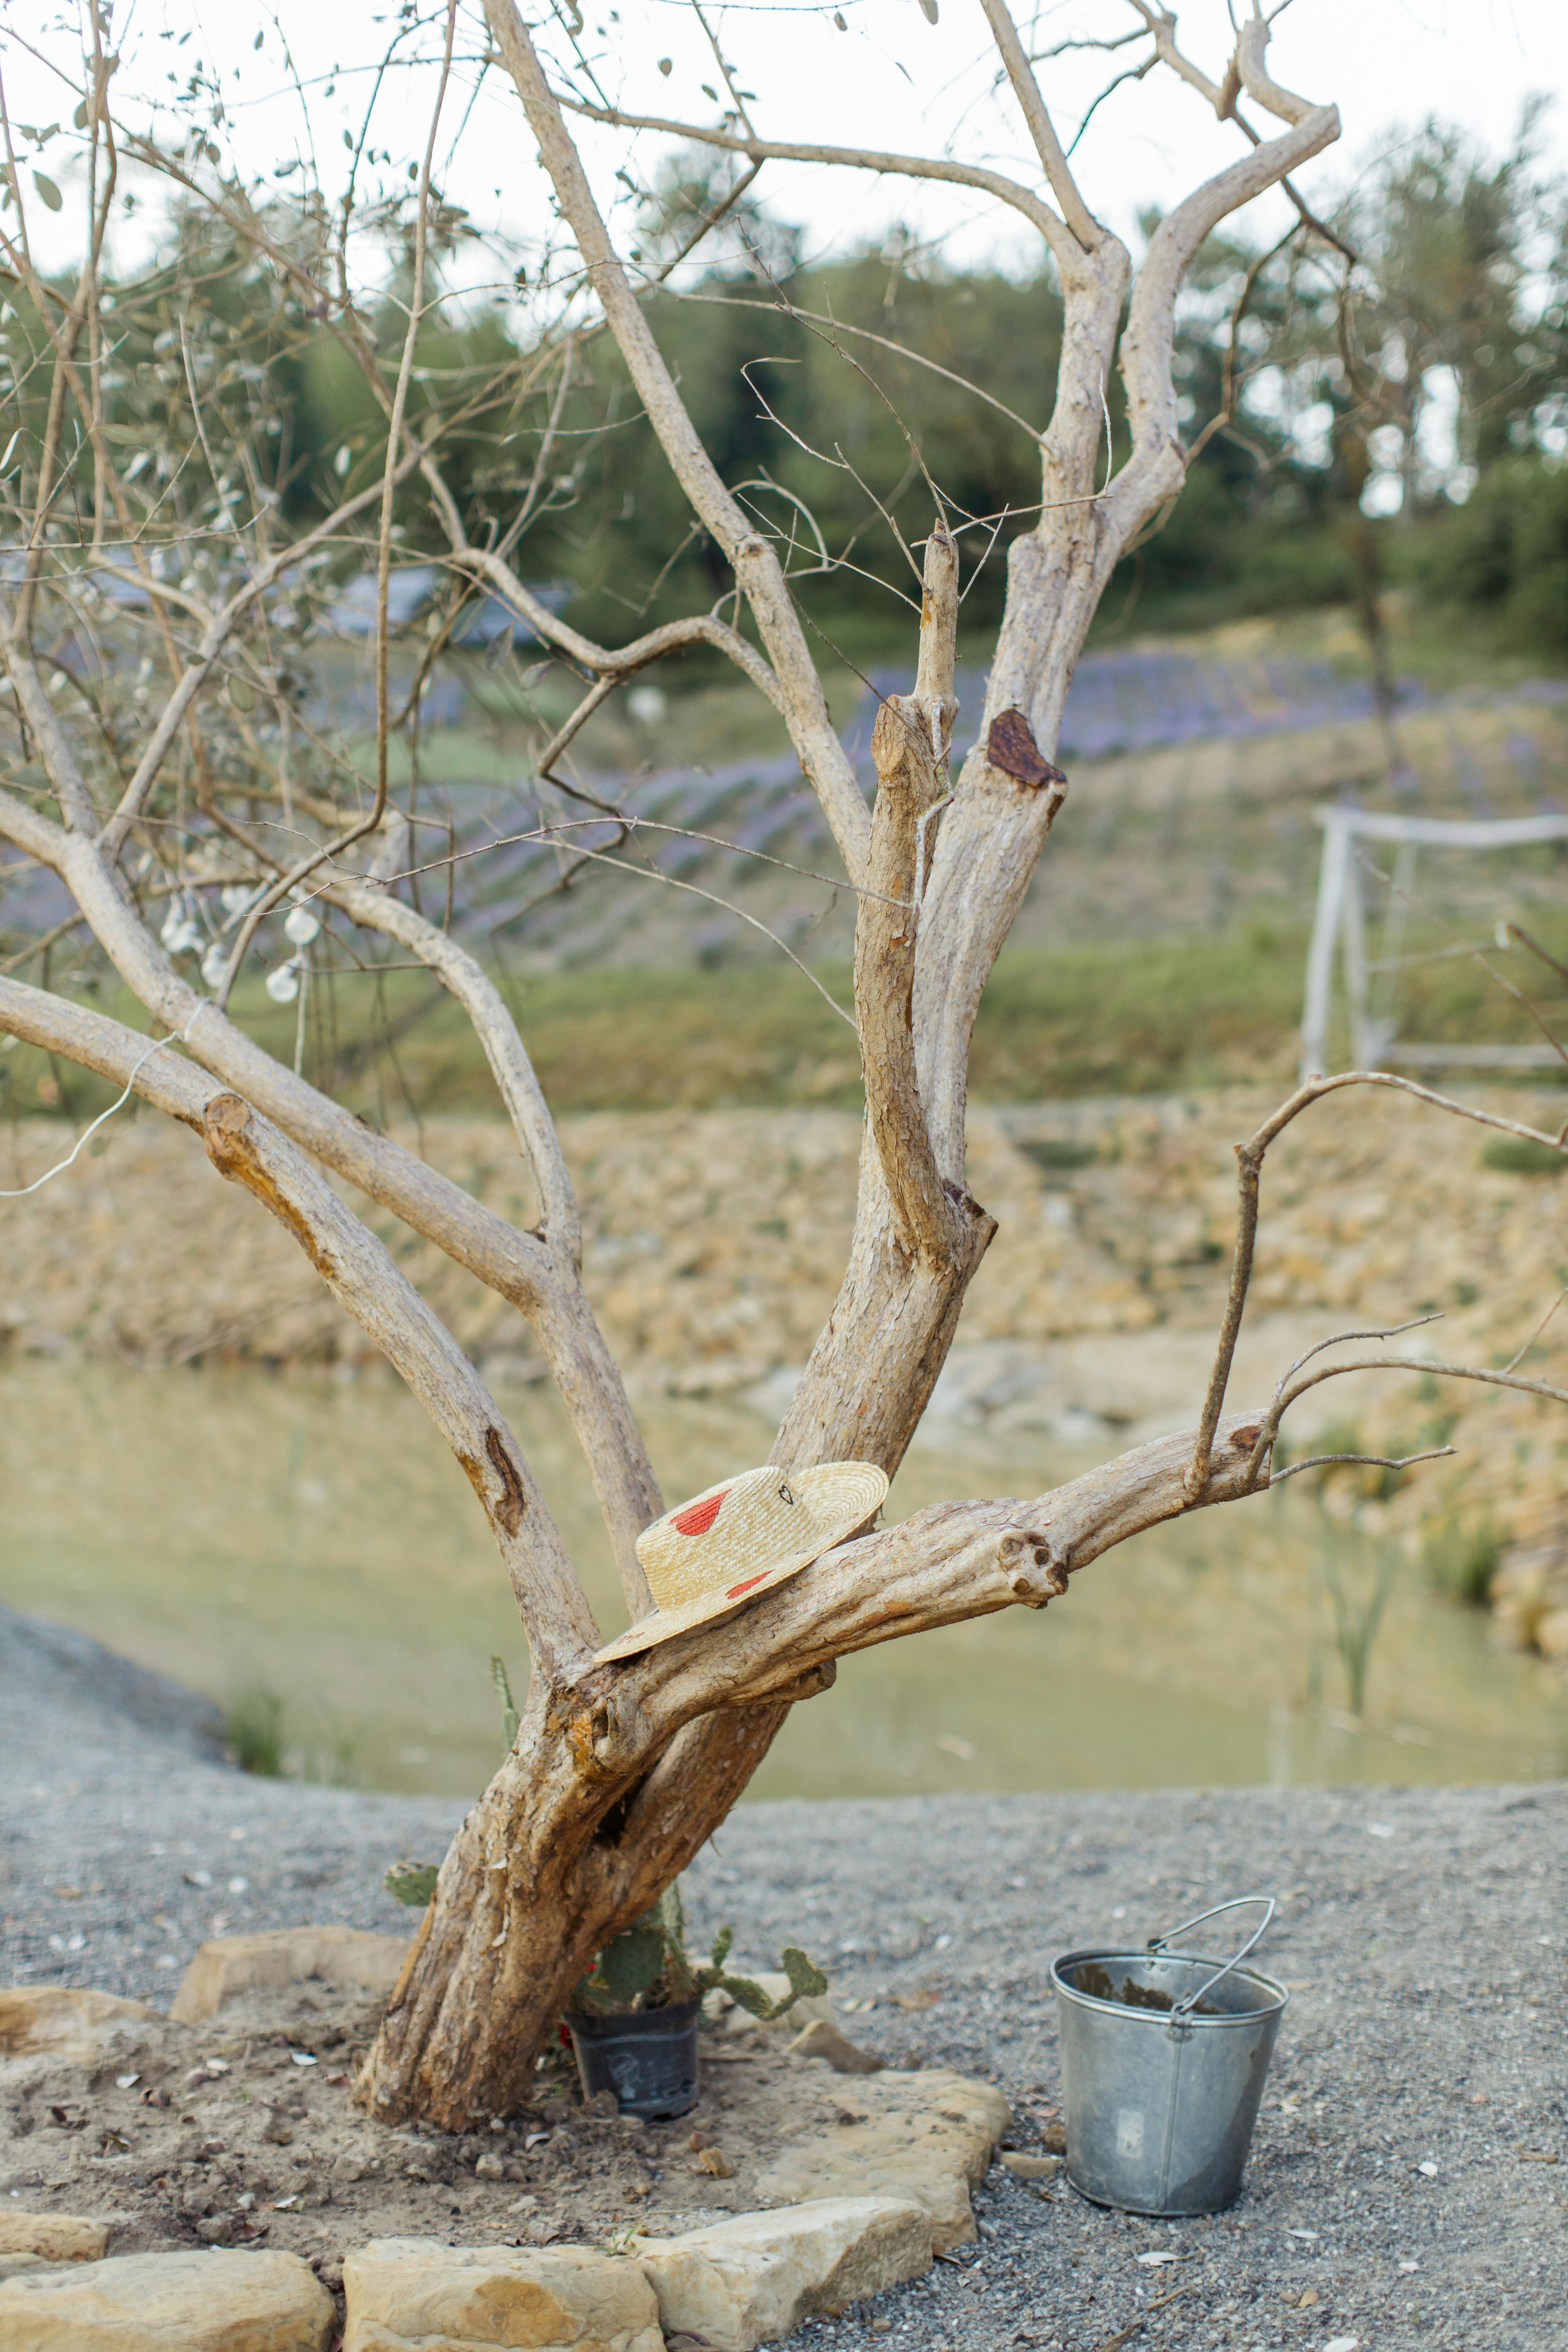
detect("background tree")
[3,0,1566,2137]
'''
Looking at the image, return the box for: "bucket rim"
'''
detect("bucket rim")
[1049,1945,1289,2025]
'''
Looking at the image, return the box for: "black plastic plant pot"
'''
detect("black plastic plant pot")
[566,1996,701,2119]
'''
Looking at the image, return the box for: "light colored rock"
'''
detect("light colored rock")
[170,1926,411,2023]
[1000,2152,1062,2182]
[0,1987,159,2063]
[342,2237,664,2352]
[0,2214,108,2262]
[0,2248,333,2350]
[754,2069,1011,2251]
[0,2266,47,2288]
[786,2020,884,2075]
[635,2197,932,2352]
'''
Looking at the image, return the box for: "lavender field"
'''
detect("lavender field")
[381,629,1568,975]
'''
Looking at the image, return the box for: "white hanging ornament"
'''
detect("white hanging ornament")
[160,906,201,955]
[283,904,321,946]
[265,962,301,1004]
[220,884,256,916]
[201,941,229,989]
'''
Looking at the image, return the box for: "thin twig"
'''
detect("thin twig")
[1270,1446,1456,1487]
[1502,1289,1568,1378]
[1186,1071,1568,1503]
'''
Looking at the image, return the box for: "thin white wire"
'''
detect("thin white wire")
[0,1005,209,1199]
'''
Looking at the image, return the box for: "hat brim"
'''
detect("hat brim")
[593,1543,823,1665]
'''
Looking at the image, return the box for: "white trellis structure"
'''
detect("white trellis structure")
[1300,806,1568,1082]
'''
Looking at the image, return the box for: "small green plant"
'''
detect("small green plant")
[1017,1136,1098,1174]
[491,1654,520,1749]
[1422,1513,1503,1608]
[386,1861,440,1907]
[1480,1136,1567,1178]
[226,1685,286,1777]
[1315,1508,1399,1720]
[569,1881,827,2019]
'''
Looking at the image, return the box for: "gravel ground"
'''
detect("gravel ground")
[3,1603,1566,2350]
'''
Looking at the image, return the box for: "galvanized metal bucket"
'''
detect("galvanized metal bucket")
[1050,1896,1287,2217]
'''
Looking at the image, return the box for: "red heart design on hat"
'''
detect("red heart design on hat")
[725,1572,769,1601]
[671,1489,728,1538]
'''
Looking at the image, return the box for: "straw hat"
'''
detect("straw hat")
[594,1460,890,1664]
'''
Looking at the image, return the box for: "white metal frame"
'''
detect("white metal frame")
[1299,806,1568,1081]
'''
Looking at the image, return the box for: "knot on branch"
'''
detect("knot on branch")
[564,1685,648,1784]
[942,1176,995,1239]
[998,1528,1069,1608]
[765,1658,839,1706]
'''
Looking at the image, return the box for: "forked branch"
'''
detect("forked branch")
[1187,1071,1568,1502]
[0,976,600,1671]
[200,1091,599,1672]
[483,0,870,877]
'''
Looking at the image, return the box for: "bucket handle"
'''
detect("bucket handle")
[1146,1894,1276,2019]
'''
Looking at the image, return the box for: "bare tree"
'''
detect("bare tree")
[3,0,1566,2135]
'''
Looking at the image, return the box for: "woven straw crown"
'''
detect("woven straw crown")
[593,1460,889,1664]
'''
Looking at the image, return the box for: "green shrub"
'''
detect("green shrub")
[1422,1515,1503,1607]
[1406,459,1568,659]
[226,1685,286,1777]
[1480,1135,1567,1177]
[1016,1137,1099,1173]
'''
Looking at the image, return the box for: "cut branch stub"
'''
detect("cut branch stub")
[997,1527,1069,1608]
[986,709,1068,790]
[861,694,959,1265]
[914,520,960,761]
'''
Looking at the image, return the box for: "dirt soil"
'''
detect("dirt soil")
[0,1987,959,2307]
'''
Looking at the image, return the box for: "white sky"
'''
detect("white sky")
[5,0,1567,290]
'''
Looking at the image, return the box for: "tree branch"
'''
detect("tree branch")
[548,93,1072,259]
[0,978,601,1670]
[978,0,1103,252]
[857,526,961,1263]
[318,856,662,1615]
[1187,1069,1568,1502]
[1107,17,1339,554]
[621,1412,1272,1740]
[15,763,660,1608]
[483,0,870,878]
[198,1089,599,1672]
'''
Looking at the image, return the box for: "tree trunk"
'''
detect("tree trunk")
[360,1682,795,2127]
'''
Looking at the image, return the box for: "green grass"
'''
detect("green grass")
[225,1684,286,1777]
[5,908,1566,1132]
[1480,1134,1567,1176]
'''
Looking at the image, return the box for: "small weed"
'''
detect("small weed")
[299,1731,360,1788]
[1422,1514,1503,1608]
[1315,1510,1400,1720]
[1481,1136,1567,1177]
[226,1685,286,1777]
[491,1654,520,1750]
[1017,1137,1099,1173]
